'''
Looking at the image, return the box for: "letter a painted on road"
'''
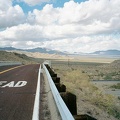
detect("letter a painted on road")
[14,81,27,87]
[2,81,14,87]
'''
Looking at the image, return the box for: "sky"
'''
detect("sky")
[0,0,120,53]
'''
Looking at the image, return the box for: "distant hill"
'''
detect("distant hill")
[25,47,66,55]
[111,59,120,66]
[0,47,66,55]
[0,47,18,51]
[0,47,120,56]
[90,50,120,55]
[0,51,37,64]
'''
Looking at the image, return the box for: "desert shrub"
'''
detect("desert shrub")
[52,63,120,119]
[99,72,104,77]
[104,74,112,80]
[110,83,120,89]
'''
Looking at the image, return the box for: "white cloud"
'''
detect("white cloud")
[0,24,120,52]
[0,24,45,41]
[27,0,120,35]
[0,0,25,28]
[0,0,120,53]
[28,4,59,25]
[0,0,12,11]
[40,35,120,53]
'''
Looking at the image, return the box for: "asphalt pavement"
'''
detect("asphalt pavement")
[0,64,40,120]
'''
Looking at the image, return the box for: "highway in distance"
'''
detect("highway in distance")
[0,64,40,120]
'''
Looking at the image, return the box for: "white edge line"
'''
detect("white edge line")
[32,64,41,120]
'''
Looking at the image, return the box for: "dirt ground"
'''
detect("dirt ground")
[52,60,120,120]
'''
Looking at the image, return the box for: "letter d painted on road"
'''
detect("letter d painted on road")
[14,81,27,87]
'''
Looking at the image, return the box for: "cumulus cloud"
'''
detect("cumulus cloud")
[40,35,120,53]
[0,0,120,53]
[0,0,12,11]
[0,24,44,41]
[27,0,120,35]
[0,24,119,52]
[27,4,59,25]
[0,0,25,28]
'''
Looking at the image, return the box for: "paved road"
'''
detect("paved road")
[0,64,40,120]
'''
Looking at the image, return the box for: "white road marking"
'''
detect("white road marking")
[32,65,41,120]
[0,81,7,85]
[0,81,27,88]
[2,81,15,87]
[14,81,27,87]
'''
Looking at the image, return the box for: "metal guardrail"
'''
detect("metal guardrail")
[0,61,22,66]
[43,63,75,120]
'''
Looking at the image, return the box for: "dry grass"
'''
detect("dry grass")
[0,51,37,64]
[52,62,120,120]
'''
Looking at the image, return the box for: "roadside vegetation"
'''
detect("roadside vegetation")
[110,83,120,89]
[0,51,42,64]
[52,60,120,120]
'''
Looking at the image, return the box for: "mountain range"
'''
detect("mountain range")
[90,50,120,55]
[0,47,120,56]
[0,47,66,55]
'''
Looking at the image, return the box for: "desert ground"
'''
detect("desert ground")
[0,50,120,120]
[51,59,120,120]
